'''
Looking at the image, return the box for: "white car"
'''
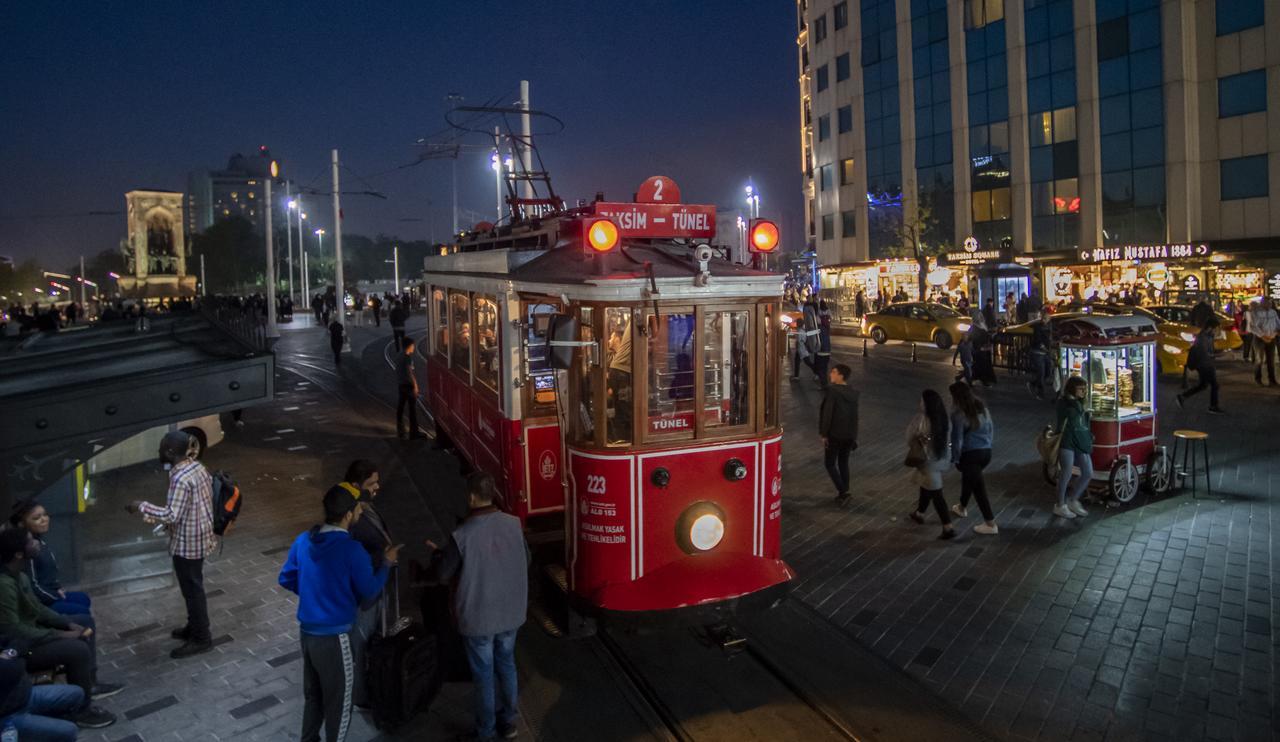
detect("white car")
[87,415,224,475]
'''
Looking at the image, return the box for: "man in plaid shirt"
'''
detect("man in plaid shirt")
[128,431,216,659]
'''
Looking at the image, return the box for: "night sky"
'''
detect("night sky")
[0,0,800,269]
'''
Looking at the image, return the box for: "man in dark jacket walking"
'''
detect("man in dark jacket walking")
[388,301,407,351]
[819,363,859,504]
[426,472,529,741]
[396,337,423,439]
[1177,318,1225,414]
[279,486,399,742]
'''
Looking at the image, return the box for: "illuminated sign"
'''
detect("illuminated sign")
[940,244,1013,266]
[1145,266,1169,285]
[592,202,716,239]
[1267,273,1280,301]
[1078,243,1211,263]
[963,236,979,253]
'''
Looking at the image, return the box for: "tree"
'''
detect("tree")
[190,217,262,294]
[889,189,949,300]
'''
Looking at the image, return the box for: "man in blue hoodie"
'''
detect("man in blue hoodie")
[279,485,400,742]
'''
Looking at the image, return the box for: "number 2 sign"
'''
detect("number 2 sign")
[636,176,681,204]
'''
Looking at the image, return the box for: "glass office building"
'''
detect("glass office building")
[798,0,1277,269]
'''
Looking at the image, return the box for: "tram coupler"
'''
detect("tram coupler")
[705,623,748,655]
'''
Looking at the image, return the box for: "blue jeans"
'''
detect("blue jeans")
[1057,448,1094,506]
[463,630,518,739]
[48,591,91,617]
[1,683,84,742]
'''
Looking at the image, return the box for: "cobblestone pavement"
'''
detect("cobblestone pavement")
[781,339,1278,741]
[66,318,1279,741]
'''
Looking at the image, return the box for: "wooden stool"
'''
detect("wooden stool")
[1172,430,1211,498]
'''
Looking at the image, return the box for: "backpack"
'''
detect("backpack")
[210,471,242,536]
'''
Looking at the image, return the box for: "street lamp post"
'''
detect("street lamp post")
[264,161,280,339]
[284,185,294,304]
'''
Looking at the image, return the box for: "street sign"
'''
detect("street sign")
[636,175,681,204]
[592,201,716,239]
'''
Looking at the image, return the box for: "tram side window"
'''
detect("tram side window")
[433,288,448,361]
[703,310,751,430]
[647,312,696,439]
[605,308,634,445]
[474,294,499,392]
[575,307,596,443]
[450,290,471,375]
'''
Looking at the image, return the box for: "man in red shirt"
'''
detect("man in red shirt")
[127,431,217,659]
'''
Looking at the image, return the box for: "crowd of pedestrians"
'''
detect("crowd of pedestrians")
[802,288,1280,543]
[278,468,528,742]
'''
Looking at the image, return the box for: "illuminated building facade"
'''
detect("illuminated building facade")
[798,0,1279,265]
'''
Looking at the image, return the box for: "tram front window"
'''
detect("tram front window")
[703,309,750,430]
[474,294,499,391]
[605,307,633,445]
[647,312,696,439]
[450,290,471,374]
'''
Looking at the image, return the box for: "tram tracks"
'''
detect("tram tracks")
[593,624,861,742]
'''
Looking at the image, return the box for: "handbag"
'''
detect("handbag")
[903,434,929,468]
[1036,425,1062,465]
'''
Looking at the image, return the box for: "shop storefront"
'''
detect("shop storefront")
[937,239,1031,308]
[817,259,922,329]
[1039,240,1280,309]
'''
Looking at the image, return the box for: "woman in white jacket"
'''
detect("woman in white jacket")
[907,389,956,540]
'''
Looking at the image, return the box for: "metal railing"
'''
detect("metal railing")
[198,297,269,352]
[991,332,1031,373]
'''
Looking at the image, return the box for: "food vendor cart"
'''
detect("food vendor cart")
[1049,315,1174,502]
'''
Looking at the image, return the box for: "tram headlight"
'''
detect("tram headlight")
[1162,343,1180,354]
[1179,331,1195,343]
[675,502,727,554]
[748,219,780,253]
[690,514,725,551]
[584,218,620,253]
[957,322,971,332]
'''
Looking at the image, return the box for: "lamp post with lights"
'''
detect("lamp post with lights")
[263,160,280,339]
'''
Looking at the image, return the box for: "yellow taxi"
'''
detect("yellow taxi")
[860,302,972,350]
[1005,311,1192,376]
[1139,305,1244,351]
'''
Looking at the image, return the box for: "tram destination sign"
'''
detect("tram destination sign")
[1078,243,1211,263]
[592,201,717,239]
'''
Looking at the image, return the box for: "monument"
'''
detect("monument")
[119,190,197,298]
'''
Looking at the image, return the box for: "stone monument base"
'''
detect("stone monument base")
[118,274,197,300]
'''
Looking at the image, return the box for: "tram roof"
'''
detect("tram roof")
[423,243,783,297]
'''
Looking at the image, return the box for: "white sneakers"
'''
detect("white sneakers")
[951,503,968,518]
[974,523,999,535]
[1068,500,1089,517]
[1052,504,1077,519]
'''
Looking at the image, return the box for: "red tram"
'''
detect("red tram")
[420,178,793,621]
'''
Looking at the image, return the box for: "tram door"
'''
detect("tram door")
[520,298,566,516]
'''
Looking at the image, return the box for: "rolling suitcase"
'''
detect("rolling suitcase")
[366,569,438,731]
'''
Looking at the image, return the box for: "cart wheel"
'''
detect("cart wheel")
[1145,447,1173,494]
[1109,459,1140,503]
[1042,460,1059,486]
